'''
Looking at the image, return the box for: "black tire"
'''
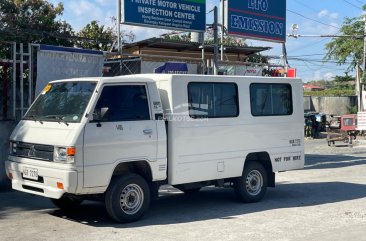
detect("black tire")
[50,195,83,209]
[234,161,267,203]
[180,187,201,194]
[105,173,150,223]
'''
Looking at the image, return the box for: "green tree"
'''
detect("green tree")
[0,0,75,46]
[324,6,366,73]
[333,75,355,83]
[76,19,135,51]
[76,20,116,51]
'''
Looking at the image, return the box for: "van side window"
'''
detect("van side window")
[94,85,150,121]
[250,83,293,116]
[188,82,239,118]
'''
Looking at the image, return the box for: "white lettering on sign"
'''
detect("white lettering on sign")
[133,0,157,5]
[231,15,283,36]
[248,0,268,12]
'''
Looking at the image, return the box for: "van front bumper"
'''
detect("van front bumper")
[5,159,78,199]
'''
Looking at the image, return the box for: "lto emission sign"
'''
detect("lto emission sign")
[122,0,206,32]
[227,0,286,42]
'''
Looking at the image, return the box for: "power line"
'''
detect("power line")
[293,0,319,13]
[289,38,329,54]
[287,9,340,29]
[289,53,328,57]
[342,0,363,9]
[354,0,365,5]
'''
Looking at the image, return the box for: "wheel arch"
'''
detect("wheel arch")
[108,160,153,186]
[244,152,275,187]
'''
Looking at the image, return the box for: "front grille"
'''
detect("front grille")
[22,185,44,193]
[14,142,54,161]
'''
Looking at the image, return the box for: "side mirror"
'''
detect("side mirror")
[93,107,109,122]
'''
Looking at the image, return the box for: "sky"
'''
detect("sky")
[49,0,366,82]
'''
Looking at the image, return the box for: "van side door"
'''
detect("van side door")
[83,83,157,188]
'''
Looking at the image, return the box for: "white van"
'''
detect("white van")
[5,74,304,222]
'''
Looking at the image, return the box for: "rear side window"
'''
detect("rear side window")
[94,85,150,121]
[250,83,292,116]
[188,82,239,118]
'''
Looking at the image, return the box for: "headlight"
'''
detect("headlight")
[9,141,17,155]
[54,147,75,163]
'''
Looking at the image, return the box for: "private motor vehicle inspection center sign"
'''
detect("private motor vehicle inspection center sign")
[226,0,286,43]
[122,0,206,32]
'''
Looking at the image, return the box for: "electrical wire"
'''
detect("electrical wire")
[354,0,365,5]
[342,0,363,9]
[287,9,340,29]
[293,0,319,13]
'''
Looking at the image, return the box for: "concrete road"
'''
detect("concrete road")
[1,139,366,241]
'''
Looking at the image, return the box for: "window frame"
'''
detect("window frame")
[250,83,293,117]
[187,82,240,119]
[91,83,151,122]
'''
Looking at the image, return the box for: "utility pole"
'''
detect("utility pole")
[282,43,289,77]
[220,0,225,61]
[361,15,366,112]
[117,0,121,53]
[213,6,219,75]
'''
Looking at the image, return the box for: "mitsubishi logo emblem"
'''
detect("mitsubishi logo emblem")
[28,145,36,157]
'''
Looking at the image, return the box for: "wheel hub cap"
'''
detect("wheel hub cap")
[245,170,263,196]
[120,184,144,215]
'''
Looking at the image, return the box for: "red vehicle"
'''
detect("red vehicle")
[327,114,357,146]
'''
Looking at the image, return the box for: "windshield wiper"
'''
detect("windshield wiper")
[44,115,69,126]
[24,115,43,124]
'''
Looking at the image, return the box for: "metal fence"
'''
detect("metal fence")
[104,53,206,77]
[104,53,284,77]
[0,42,37,120]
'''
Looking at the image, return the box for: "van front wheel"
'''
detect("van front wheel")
[105,173,150,223]
[234,162,267,203]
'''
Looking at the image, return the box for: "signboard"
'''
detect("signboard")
[287,68,296,77]
[357,112,366,131]
[154,62,188,74]
[226,0,286,43]
[122,0,206,32]
[36,45,104,95]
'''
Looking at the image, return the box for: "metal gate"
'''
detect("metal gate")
[0,42,37,120]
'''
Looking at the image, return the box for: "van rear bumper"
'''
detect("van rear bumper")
[5,160,78,199]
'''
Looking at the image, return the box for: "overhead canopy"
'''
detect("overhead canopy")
[123,37,271,56]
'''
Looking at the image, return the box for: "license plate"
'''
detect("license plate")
[23,167,38,180]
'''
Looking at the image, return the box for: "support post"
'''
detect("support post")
[20,43,24,117]
[220,0,225,61]
[213,6,219,75]
[282,43,289,77]
[361,15,366,112]
[12,42,16,119]
[28,43,33,107]
[117,0,121,54]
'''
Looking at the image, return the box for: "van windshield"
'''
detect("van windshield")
[23,81,97,123]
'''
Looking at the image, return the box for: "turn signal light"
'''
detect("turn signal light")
[67,147,76,156]
[8,172,13,180]
[57,182,64,190]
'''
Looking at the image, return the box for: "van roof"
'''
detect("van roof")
[50,74,301,84]
[50,75,157,84]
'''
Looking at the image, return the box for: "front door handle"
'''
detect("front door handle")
[143,129,153,135]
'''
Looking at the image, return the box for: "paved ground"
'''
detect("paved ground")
[1,139,366,241]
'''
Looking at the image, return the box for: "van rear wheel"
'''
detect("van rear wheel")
[234,162,267,203]
[105,173,150,223]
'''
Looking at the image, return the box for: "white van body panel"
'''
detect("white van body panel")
[149,74,304,185]
[6,74,303,198]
